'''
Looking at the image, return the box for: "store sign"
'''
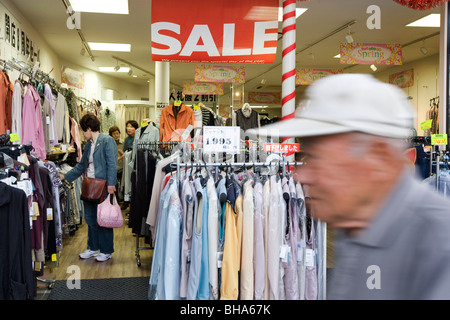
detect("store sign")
[195,65,246,83]
[296,68,343,85]
[169,90,217,104]
[340,42,402,65]
[248,91,281,104]
[183,81,224,95]
[203,126,240,154]
[2,9,40,63]
[264,143,300,153]
[431,134,447,145]
[389,69,414,88]
[151,0,279,63]
[61,67,85,89]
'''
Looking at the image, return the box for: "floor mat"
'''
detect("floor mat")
[47,277,150,300]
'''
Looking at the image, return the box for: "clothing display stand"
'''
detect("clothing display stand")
[134,141,179,267]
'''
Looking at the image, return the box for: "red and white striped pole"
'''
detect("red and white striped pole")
[281,0,297,161]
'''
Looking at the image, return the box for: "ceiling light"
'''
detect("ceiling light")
[99,67,130,73]
[420,46,428,55]
[334,54,341,59]
[132,75,137,78]
[345,34,354,43]
[278,8,308,21]
[370,64,377,72]
[260,78,267,85]
[345,25,354,43]
[406,13,440,27]
[88,42,131,52]
[68,0,129,14]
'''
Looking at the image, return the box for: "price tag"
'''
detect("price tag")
[9,133,20,142]
[305,248,315,267]
[51,253,57,262]
[279,244,290,263]
[141,121,148,128]
[431,134,448,145]
[47,208,53,220]
[420,119,432,130]
[193,104,201,110]
[203,126,240,154]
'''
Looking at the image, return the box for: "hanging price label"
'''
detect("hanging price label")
[431,134,448,145]
[420,119,432,130]
[9,133,20,142]
[203,126,240,154]
[264,143,300,153]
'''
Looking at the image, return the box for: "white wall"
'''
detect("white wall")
[376,54,440,136]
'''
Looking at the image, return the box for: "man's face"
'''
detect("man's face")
[296,133,374,228]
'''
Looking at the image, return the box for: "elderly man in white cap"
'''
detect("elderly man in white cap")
[255,73,450,300]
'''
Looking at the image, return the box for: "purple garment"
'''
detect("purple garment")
[305,217,318,300]
[253,181,265,300]
[284,178,300,300]
[44,84,58,145]
[22,86,46,160]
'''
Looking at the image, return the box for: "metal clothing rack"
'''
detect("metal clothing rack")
[171,155,328,300]
[133,141,180,267]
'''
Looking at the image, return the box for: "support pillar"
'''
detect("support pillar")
[281,0,297,161]
[154,61,170,126]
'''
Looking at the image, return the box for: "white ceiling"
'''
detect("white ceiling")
[8,0,442,96]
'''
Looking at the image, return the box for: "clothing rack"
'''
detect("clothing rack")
[163,155,327,300]
[133,141,180,267]
[0,58,62,92]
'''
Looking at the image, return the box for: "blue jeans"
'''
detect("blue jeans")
[83,201,114,254]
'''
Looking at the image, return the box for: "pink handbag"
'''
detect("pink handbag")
[97,194,124,228]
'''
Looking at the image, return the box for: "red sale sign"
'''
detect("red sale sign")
[264,143,300,153]
[151,0,279,64]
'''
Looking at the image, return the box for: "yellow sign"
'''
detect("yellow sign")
[141,121,148,128]
[431,134,448,145]
[420,119,432,130]
[9,133,20,142]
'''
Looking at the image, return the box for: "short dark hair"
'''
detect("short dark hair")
[80,113,101,132]
[109,126,120,136]
[126,120,139,130]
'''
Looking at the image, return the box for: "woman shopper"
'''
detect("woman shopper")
[123,120,139,152]
[59,113,118,262]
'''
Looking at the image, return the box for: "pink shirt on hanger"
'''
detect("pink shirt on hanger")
[22,86,46,159]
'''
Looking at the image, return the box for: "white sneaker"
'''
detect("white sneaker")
[79,249,99,259]
[95,253,112,262]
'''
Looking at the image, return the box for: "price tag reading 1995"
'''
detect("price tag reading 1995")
[203,126,240,154]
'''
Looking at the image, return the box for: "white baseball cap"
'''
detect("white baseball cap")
[252,73,416,139]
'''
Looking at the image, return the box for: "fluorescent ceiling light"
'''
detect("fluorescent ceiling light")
[334,54,340,58]
[406,14,440,27]
[99,67,130,73]
[69,0,129,14]
[278,8,308,21]
[88,42,131,52]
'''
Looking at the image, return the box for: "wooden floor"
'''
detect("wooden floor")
[41,209,153,281]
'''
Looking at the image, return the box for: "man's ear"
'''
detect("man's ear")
[364,139,400,182]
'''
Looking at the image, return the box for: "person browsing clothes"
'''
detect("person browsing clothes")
[253,73,450,299]
[59,113,118,262]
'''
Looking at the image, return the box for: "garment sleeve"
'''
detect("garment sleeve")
[104,136,118,187]
[159,110,165,141]
[64,144,89,183]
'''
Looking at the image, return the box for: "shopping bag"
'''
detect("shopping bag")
[97,193,123,228]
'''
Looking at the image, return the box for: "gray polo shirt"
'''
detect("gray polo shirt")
[328,170,450,300]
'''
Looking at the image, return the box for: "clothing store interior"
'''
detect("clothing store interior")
[0,0,447,301]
